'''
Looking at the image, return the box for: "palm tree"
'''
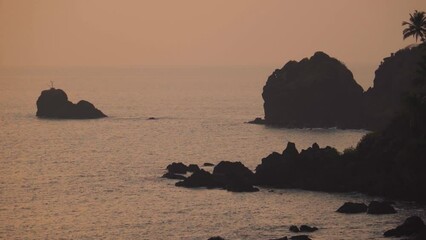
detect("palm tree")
[402,10,426,42]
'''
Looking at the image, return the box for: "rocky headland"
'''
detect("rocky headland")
[256,44,426,130]
[36,88,107,119]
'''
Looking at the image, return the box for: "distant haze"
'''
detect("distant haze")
[1,0,425,88]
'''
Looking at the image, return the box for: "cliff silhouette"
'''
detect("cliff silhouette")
[258,44,426,130]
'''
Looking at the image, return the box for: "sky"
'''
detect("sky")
[1,0,426,69]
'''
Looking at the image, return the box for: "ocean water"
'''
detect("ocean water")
[0,66,424,240]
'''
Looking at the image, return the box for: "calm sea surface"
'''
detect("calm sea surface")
[0,67,424,239]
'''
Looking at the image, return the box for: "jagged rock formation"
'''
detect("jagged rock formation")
[36,88,106,119]
[163,161,259,192]
[258,44,426,130]
[262,51,364,129]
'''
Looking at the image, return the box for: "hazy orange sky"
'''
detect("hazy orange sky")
[1,0,426,68]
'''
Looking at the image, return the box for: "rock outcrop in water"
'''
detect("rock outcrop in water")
[164,161,259,192]
[36,88,106,119]
[257,44,426,130]
[367,201,396,214]
[364,44,426,130]
[384,216,426,239]
[261,51,364,129]
[336,202,368,214]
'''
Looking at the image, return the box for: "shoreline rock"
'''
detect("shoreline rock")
[165,161,259,193]
[384,216,426,238]
[336,202,368,214]
[367,201,396,214]
[257,44,426,131]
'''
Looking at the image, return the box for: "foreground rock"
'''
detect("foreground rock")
[161,172,186,180]
[166,162,189,174]
[173,161,259,192]
[175,169,221,188]
[36,88,106,119]
[262,51,364,129]
[290,225,318,233]
[367,201,396,214]
[384,216,426,238]
[336,202,368,214]
[255,142,343,192]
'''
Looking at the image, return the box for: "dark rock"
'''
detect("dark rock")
[208,237,225,240]
[256,142,343,191]
[147,117,158,120]
[282,142,299,160]
[188,164,200,172]
[364,44,426,130]
[203,163,215,167]
[213,161,258,192]
[367,201,396,214]
[336,202,368,214]
[299,225,318,232]
[290,235,311,240]
[384,216,425,237]
[36,88,106,119]
[213,161,256,184]
[161,172,186,180]
[247,117,265,124]
[262,51,364,129]
[289,225,299,233]
[270,237,288,240]
[175,169,222,189]
[166,162,188,174]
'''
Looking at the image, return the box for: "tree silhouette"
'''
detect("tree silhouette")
[402,10,426,42]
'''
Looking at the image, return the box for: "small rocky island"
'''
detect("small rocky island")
[36,88,107,119]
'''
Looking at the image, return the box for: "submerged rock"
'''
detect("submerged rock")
[290,225,318,233]
[290,235,311,240]
[161,172,186,180]
[336,202,368,214]
[367,201,396,214]
[166,162,188,174]
[36,88,106,119]
[384,216,426,237]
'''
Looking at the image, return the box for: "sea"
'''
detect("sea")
[0,66,424,240]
